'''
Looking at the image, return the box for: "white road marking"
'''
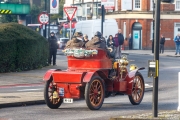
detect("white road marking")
[17,88,43,91]
[15,85,43,88]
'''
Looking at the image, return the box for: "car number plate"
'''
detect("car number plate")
[63,98,73,103]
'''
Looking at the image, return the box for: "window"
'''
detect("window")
[121,0,132,10]
[150,0,155,11]
[133,0,141,10]
[175,0,180,10]
[150,22,153,40]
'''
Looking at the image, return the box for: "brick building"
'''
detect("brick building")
[66,0,180,50]
[105,0,180,50]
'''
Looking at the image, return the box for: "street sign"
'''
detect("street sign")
[50,0,59,14]
[64,7,77,21]
[101,0,115,10]
[38,12,49,24]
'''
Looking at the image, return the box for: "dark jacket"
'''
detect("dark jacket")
[129,36,132,44]
[48,36,58,49]
[160,37,165,45]
[107,38,115,48]
[116,33,124,45]
[82,39,89,47]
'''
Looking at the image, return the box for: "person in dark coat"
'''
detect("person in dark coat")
[128,33,132,50]
[160,34,165,54]
[48,31,58,66]
[107,35,115,48]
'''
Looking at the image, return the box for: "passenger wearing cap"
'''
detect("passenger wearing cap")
[48,31,58,66]
[65,32,84,48]
[85,31,106,49]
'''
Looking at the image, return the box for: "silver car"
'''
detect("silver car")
[57,38,69,49]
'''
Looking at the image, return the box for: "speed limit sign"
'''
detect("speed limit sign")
[38,12,49,24]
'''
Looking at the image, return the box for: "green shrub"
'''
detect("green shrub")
[0,23,49,72]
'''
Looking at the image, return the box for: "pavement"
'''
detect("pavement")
[0,49,179,109]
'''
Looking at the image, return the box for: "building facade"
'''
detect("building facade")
[66,0,180,50]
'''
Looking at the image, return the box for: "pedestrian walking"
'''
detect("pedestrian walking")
[174,33,180,55]
[159,34,165,54]
[114,29,124,59]
[128,33,132,50]
[48,31,58,66]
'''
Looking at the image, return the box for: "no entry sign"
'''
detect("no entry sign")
[64,7,77,21]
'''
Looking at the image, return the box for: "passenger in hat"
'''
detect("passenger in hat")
[85,31,106,49]
[65,32,84,48]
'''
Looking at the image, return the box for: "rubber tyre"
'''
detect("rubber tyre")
[128,72,145,105]
[44,79,63,109]
[85,76,105,110]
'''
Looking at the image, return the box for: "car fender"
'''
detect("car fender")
[43,69,61,81]
[127,67,145,94]
[83,70,108,83]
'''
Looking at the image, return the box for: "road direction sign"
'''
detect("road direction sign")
[64,7,77,21]
[38,12,49,24]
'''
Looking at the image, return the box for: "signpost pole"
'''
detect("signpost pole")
[48,0,50,38]
[153,0,160,117]
[44,0,47,38]
[70,20,72,39]
[101,5,104,35]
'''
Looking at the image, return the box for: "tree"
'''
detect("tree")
[1,15,18,23]
[30,4,41,23]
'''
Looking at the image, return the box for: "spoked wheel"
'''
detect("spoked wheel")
[44,78,63,109]
[128,72,144,105]
[85,76,105,110]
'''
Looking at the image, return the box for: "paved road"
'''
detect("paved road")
[0,53,179,120]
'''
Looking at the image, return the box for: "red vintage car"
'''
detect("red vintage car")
[43,48,145,110]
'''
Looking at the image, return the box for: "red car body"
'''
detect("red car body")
[43,49,145,110]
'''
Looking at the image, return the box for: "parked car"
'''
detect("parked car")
[57,38,69,49]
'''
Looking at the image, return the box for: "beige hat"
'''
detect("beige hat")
[74,32,83,37]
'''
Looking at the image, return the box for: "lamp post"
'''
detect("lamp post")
[153,0,160,117]
[44,0,47,38]
[152,0,155,53]
[96,0,98,19]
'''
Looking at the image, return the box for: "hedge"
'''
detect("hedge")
[0,23,49,72]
